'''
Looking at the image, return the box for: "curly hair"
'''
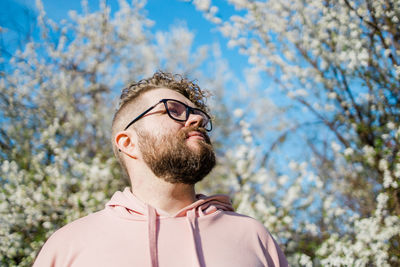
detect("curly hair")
[111,71,210,177]
[118,71,209,112]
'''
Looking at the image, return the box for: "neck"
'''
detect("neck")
[130,174,197,215]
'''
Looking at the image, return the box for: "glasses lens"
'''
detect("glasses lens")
[166,100,186,120]
[165,99,212,131]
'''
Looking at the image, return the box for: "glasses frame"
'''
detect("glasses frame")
[123,98,212,131]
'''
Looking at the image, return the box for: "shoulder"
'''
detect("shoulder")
[213,211,289,266]
[210,210,277,244]
[218,210,271,234]
[33,210,108,266]
[50,209,108,240]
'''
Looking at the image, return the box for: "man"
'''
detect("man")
[33,71,288,267]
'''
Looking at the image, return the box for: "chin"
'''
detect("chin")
[186,139,205,150]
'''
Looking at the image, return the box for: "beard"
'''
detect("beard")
[137,126,216,185]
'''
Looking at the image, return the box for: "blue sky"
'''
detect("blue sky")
[2,0,249,81]
[1,0,323,176]
[1,0,308,158]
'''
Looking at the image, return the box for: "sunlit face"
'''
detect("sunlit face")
[131,88,216,184]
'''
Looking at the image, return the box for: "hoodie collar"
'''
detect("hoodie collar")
[105,187,234,267]
[106,187,234,219]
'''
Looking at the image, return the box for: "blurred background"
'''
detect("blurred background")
[1,0,399,266]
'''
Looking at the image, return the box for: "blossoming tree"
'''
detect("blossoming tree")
[190,0,400,265]
[0,1,235,265]
[1,0,400,266]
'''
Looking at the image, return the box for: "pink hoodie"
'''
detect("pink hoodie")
[33,188,288,267]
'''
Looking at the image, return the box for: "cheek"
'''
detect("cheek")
[143,117,183,136]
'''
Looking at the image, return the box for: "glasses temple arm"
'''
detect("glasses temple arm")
[124,104,158,130]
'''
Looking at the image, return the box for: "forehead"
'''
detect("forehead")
[141,88,194,107]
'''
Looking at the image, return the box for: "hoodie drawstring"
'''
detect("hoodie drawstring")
[107,189,233,267]
[186,209,202,267]
[147,206,202,267]
[148,205,158,267]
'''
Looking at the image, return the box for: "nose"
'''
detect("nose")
[185,113,204,128]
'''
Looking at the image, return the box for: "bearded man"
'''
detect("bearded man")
[33,71,288,267]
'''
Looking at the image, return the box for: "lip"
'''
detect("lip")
[187,131,205,140]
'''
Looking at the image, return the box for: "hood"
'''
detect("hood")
[106,187,234,218]
[105,187,234,267]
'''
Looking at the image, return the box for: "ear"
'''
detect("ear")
[115,130,139,159]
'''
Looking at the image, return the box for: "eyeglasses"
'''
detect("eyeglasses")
[124,99,212,131]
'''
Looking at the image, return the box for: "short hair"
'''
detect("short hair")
[111,71,210,175]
